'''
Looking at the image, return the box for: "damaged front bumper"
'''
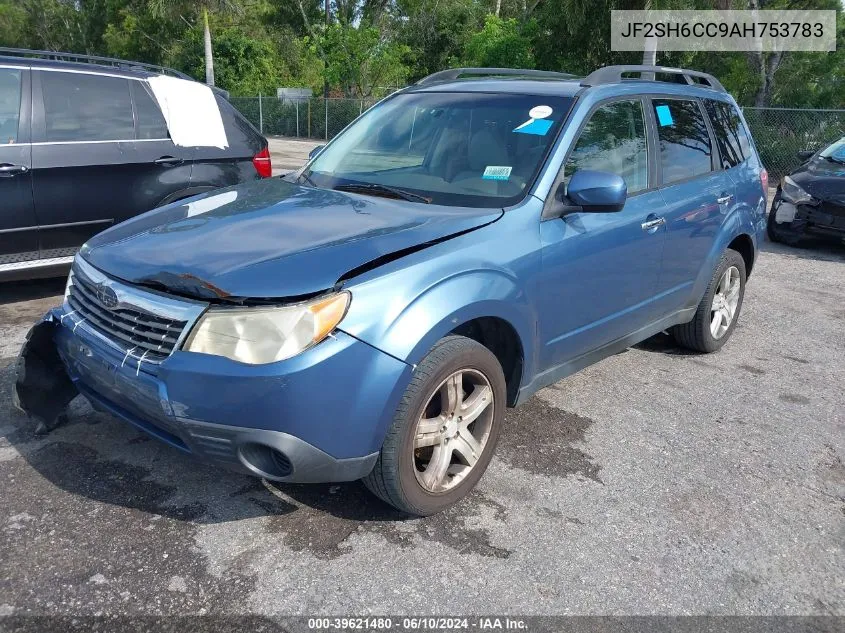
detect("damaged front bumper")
[771,195,845,241]
[15,308,412,483]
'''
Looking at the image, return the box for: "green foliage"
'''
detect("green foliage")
[0,2,28,48]
[170,25,290,94]
[396,0,484,81]
[0,0,842,108]
[463,15,535,69]
[309,23,411,97]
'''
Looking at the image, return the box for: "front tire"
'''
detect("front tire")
[363,335,506,516]
[672,249,746,353]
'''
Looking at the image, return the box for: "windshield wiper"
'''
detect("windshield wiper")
[823,155,845,165]
[334,182,431,204]
[297,169,318,187]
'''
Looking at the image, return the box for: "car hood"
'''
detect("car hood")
[82,179,503,300]
[791,159,845,200]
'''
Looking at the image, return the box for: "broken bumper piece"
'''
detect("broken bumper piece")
[14,314,78,434]
[15,307,413,483]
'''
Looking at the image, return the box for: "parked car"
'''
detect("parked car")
[0,48,271,281]
[16,65,767,515]
[768,137,845,245]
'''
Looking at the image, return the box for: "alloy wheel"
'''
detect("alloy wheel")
[412,369,495,493]
[710,265,741,339]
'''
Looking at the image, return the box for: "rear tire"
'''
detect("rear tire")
[363,335,506,516]
[672,249,746,353]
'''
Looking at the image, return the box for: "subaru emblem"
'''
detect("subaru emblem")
[96,283,119,309]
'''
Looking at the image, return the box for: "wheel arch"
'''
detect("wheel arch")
[727,233,755,279]
[341,269,536,403]
[689,210,758,308]
[157,186,218,207]
[449,316,524,406]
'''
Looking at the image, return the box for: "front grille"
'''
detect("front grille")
[67,269,189,362]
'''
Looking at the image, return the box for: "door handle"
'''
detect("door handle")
[154,156,184,166]
[641,216,665,231]
[0,163,28,177]
[717,194,733,204]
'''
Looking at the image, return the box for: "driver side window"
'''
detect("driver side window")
[564,99,649,195]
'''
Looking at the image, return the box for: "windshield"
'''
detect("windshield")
[819,137,845,162]
[305,92,573,208]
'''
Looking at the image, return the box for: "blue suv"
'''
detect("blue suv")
[16,65,768,515]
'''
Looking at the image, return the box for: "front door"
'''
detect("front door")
[0,66,37,267]
[537,98,667,369]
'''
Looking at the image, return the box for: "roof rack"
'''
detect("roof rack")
[417,67,576,85]
[581,65,725,92]
[0,47,193,81]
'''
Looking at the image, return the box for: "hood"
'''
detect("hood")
[790,158,845,201]
[82,179,502,300]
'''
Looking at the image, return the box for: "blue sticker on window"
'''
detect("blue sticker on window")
[655,104,673,127]
[513,118,553,136]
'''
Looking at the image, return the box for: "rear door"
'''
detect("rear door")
[124,79,194,208]
[32,69,136,254]
[704,98,762,220]
[0,66,38,266]
[30,70,193,256]
[650,97,730,311]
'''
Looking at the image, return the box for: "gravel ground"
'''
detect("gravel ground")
[0,181,842,616]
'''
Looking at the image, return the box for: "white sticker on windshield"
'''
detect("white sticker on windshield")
[514,105,554,135]
[483,166,512,181]
[529,105,553,119]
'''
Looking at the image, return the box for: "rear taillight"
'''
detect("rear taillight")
[252,146,272,178]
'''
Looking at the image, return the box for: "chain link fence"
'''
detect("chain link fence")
[229,96,845,181]
[229,96,378,141]
[741,107,845,180]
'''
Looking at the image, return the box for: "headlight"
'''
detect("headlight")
[780,176,814,205]
[183,292,350,364]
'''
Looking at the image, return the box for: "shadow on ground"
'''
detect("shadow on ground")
[0,277,65,305]
[2,351,597,561]
[760,235,845,262]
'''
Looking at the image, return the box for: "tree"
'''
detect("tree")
[309,23,410,97]
[147,0,241,86]
[463,15,536,68]
[396,0,484,81]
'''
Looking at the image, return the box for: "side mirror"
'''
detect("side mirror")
[797,149,815,161]
[309,145,325,160]
[547,170,627,218]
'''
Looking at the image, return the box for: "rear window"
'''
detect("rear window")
[132,81,169,140]
[705,99,752,169]
[42,71,134,142]
[0,68,22,145]
[652,98,713,185]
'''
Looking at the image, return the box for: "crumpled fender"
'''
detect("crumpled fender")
[14,312,77,434]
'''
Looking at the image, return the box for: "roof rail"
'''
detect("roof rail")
[0,47,193,81]
[417,67,576,85]
[581,65,726,93]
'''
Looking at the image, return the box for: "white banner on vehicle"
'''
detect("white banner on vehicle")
[147,75,229,149]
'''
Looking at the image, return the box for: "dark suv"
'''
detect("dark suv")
[0,48,270,281]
